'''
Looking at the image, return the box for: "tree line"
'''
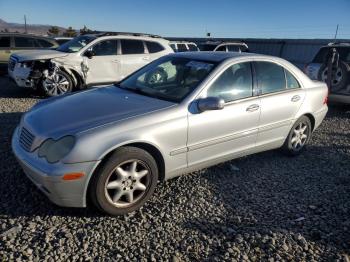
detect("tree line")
[48,25,93,37]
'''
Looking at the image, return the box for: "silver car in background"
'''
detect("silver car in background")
[12,52,328,215]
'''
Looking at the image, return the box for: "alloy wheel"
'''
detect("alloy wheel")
[291,122,308,150]
[43,73,70,96]
[104,160,150,208]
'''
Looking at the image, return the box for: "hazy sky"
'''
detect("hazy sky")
[0,0,349,39]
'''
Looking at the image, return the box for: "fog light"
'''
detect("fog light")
[62,172,85,181]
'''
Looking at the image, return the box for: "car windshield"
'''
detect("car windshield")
[57,35,96,53]
[119,56,217,103]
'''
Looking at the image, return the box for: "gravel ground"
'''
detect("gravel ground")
[0,76,349,261]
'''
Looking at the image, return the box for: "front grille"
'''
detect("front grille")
[19,127,35,152]
[8,57,16,71]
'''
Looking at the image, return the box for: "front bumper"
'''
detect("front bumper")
[8,65,34,88]
[12,127,100,207]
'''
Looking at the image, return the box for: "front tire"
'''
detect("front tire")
[89,147,159,216]
[282,116,312,156]
[42,70,73,97]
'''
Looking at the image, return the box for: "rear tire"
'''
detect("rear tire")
[282,116,312,156]
[89,147,159,216]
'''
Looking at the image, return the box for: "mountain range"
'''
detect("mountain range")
[0,18,66,35]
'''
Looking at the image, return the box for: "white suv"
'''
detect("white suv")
[8,32,173,96]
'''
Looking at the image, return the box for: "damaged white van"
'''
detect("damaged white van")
[8,32,173,96]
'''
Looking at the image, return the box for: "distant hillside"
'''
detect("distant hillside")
[0,18,66,36]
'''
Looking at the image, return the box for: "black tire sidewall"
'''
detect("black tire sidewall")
[283,116,312,156]
[90,147,159,216]
[318,61,349,91]
[42,70,73,97]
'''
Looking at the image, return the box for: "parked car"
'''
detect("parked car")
[0,33,58,72]
[8,32,173,96]
[53,37,73,46]
[12,52,328,216]
[304,42,350,104]
[198,41,249,52]
[169,41,199,52]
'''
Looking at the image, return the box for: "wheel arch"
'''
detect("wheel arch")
[58,66,85,90]
[302,113,316,131]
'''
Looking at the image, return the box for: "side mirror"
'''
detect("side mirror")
[85,50,95,59]
[197,97,225,112]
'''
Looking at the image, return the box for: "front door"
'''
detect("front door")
[187,62,261,167]
[85,39,120,85]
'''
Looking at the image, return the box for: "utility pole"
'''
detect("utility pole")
[334,24,339,40]
[24,15,27,34]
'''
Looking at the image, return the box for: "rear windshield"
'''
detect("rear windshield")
[313,47,350,63]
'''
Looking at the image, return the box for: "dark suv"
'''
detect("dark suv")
[304,43,350,104]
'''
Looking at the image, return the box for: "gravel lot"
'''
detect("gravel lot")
[0,76,349,261]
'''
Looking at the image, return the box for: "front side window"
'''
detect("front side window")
[146,41,164,53]
[227,45,241,52]
[91,40,118,56]
[207,62,253,102]
[57,35,96,53]
[216,45,226,52]
[0,36,10,48]
[14,37,38,48]
[188,44,199,51]
[119,57,216,102]
[285,70,300,89]
[121,39,144,54]
[255,62,286,94]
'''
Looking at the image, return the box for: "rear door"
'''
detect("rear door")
[0,35,11,64]
[119,39,149,78]
[254,61,305,147]
[84,39,120,84]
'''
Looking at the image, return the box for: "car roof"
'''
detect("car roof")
[168,51,267,63]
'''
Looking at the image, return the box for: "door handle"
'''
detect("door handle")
[291,95,301,102]
[142,57,150,61]
[246,104,259,112]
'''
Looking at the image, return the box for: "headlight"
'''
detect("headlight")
[38,136,75,163]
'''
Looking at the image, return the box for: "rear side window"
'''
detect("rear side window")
[121,39,144,54]
[37,39,55,48]
[177,44,187,52]
[207,62,253,102]
[255,62,286,94]
[91,40,118,56]
[14,37,39,48]
[0,36,10,48]
[285,70,300,89]
[146,41,164,53]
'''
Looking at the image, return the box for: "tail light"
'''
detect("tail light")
[323,92,329,105]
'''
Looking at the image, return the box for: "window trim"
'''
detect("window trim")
[284,68,301,90]
[144,40,165,54]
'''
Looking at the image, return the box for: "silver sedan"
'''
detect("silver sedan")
[12,52,328,215]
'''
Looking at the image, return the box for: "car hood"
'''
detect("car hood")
[23,86,175,137]
[12,50,69,62]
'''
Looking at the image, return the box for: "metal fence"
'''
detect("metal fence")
[167,37,350,69]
